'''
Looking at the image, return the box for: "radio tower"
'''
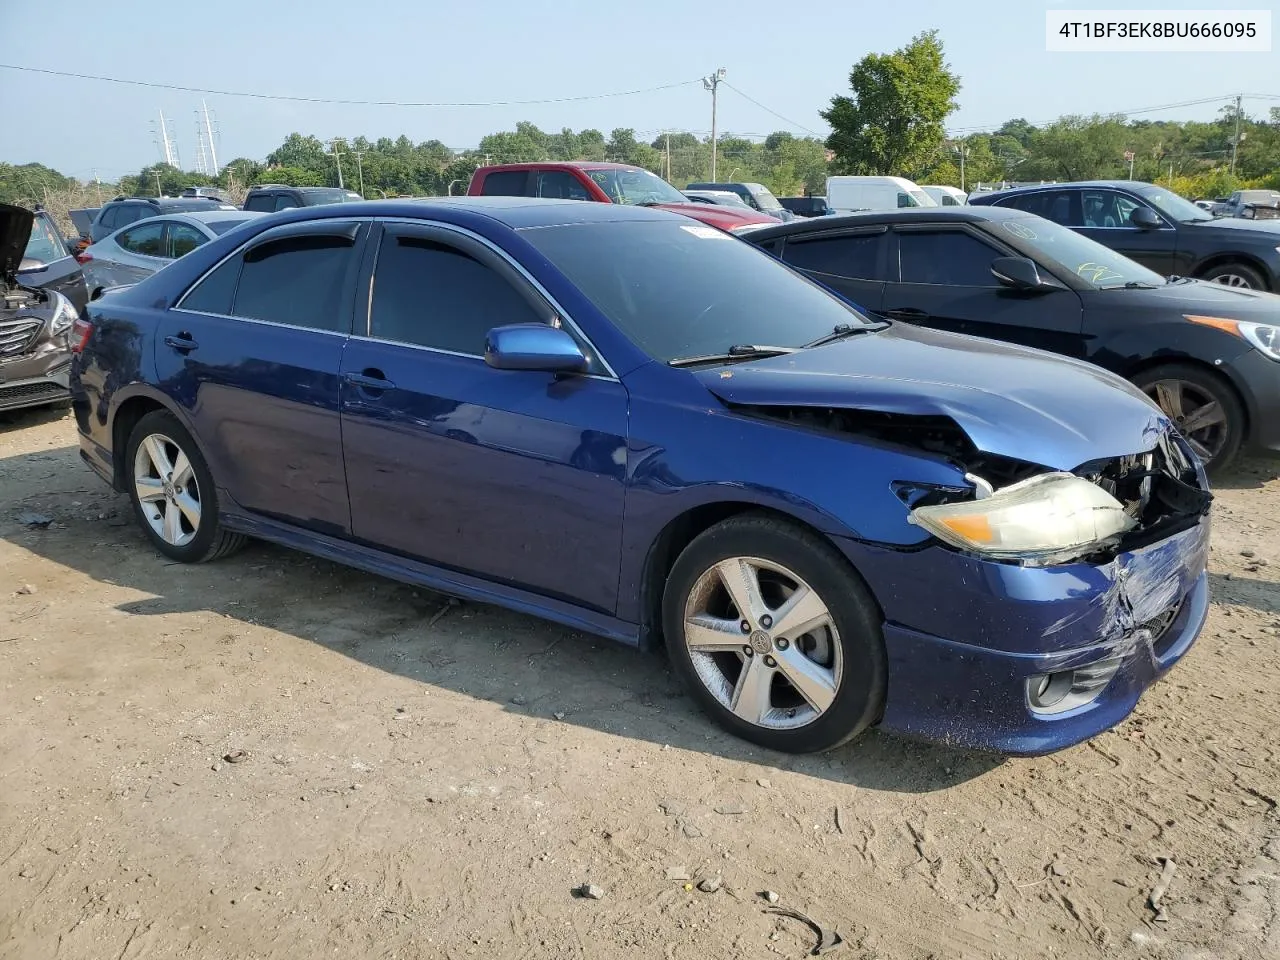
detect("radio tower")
[151,109,179,166]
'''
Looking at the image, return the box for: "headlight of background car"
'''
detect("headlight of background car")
[48,291,77,336]
[1186,314,1280,362]
[908,472,1135,562]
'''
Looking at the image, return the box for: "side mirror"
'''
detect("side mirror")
[991,256,1051,292]
[1130,207,1161,230]
[485,323,588,374]
[17,258,49,274]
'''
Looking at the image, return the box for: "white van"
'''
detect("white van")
[921,185,967,207]
[825,176,936,214]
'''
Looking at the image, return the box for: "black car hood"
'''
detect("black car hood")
[695,322,1168,471]
[1096,277,1280,318]
[1184,215,1280,238]
[1,202,35,282]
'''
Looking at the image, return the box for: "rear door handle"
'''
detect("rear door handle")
[345,369,396,392]
[885,308,929,321]
[164,333,198,352]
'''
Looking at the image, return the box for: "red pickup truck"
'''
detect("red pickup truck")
[467,162,779,234]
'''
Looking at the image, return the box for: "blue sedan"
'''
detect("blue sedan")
[68,198,1212,756]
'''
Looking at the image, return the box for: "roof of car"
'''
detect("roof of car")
[744,206,1029,242]
[478,161,648,173]
[974,180,1151,198]
[249,196,679,230]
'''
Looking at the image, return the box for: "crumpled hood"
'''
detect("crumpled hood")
[696,322,1169,471]
[1,202,35,282]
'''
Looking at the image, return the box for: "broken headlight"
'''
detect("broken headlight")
[49,291,77,336]
[908,472,1136,562]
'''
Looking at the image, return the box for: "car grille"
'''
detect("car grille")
[0,381,66,408]
[0,317,43,360]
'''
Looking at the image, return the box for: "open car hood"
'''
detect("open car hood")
[1,202,35,282]
[695,323,1169,471]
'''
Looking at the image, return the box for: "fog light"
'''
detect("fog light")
[1027,655,1123,715]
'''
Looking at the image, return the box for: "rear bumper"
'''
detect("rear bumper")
[838,518,1211,755]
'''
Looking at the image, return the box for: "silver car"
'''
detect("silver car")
[81,210,263,295]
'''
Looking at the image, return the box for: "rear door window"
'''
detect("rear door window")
[478,170,531,196]
[535,171,590,200]
[116,220,167,257]
[782,232,885,280]
[244,193,276,213]
[273,195,301,212]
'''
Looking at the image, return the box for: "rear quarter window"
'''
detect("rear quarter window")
[478,170,530,196]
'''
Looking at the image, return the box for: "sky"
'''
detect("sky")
[0,0,1276,182]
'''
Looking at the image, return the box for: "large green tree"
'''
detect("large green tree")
[821,29,960,177]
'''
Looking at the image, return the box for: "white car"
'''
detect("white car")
[80,210,264,296]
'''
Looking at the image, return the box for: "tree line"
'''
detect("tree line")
[3,30,1277,225]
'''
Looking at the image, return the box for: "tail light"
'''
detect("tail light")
[70,317,93,353]
[75,251,93,265]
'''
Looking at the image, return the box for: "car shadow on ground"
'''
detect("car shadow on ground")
[2,441,1003,794]
[1209,570,1280,616]
[0,403,72,432]
[1210,454,1280,491]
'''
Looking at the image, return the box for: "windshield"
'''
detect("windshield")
[24,216,68,263]
[746,183,785,213]
[1132,183,1213,222]
[521,220,875,362]
[587,168,687,205]
[995,216,1167,290]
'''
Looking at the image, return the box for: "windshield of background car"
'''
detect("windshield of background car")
[521,220,877,362]
[746,184,785,212]
[1132,183,1214,222]
[587,169,688,205]
[995,215,1167,289]
[24,216,68,263]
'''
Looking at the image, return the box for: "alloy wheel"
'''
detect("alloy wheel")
[682,556,842,730]
[132,432,202,547]
[1143,379,1228,462]
[1209,273,1253,288]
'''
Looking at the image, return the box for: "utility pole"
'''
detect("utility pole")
[92,169,102,204]
[665,132,671,182]
[702,68,726,181]
[352,150,366,197]
[154,172,163,196]
[328,138,345,189]
[953,140,969,192]
[1124,150,1135,179]
[202,99,219,175]
[1230,93,1243,175]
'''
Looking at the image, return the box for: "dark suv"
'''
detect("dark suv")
[970,180,1280,290]
[90,197,234,244]
[242,185,364,213]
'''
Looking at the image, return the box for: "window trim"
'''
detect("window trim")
[361,218,618,380]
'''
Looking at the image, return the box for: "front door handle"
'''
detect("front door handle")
[885,307,929,321]
[345,369,396,392]
[164,333,198,352]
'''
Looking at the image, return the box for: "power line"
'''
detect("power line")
[0,63,702,107]
[722,83,821,137]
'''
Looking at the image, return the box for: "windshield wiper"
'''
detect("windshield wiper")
[668,344,798,368]
[803,321,889,348]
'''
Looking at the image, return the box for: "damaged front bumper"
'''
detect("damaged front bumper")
[839,516,1211,755]
[0,345,72,412]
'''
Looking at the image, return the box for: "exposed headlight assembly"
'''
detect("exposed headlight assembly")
[909,472,1136,563]
[48,291,77,336]
[1186,314,1280,362]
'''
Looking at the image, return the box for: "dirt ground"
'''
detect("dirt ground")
[1,405,1278,960]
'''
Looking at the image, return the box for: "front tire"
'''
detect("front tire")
[125,410,246,562]
[661,513,887,753]
[1199,262,1266,290]
[1131,363,1245,474]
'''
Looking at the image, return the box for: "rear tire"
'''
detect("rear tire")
[1131,363,1246,474]
[124,410,247,563]
[661,513,887,754]
[1199,262,1267,290]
